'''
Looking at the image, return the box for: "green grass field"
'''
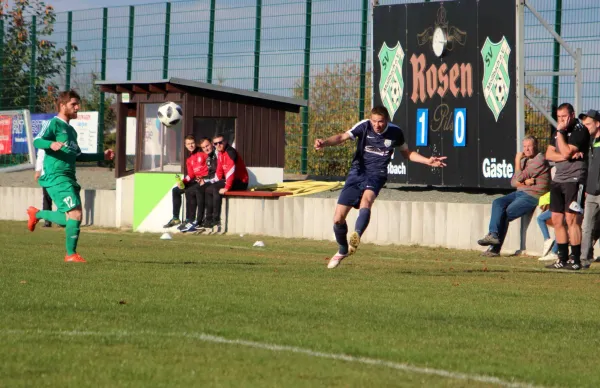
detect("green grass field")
[2,220,600,387]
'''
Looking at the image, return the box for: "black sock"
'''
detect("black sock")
[333,222,349,255]
[355,208,371,236]
[557,243,569,263]
[571,245,581,264]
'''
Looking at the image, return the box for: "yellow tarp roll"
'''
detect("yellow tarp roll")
[251,180,344,197]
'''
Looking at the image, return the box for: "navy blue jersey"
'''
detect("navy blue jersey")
[347,119,407,176]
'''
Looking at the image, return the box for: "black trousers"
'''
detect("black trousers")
[42,187,52,211]
[42,187,53,226]
[172,181,200,221]
[205,179,248,222]
[192,182,211,223]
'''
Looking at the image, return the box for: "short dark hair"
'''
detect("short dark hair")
[557,103,574,115]
[213,134,225,141]
[184,134,196,142]
[370,105,390,121]
[56,90,81,111]
[200,137,211,144]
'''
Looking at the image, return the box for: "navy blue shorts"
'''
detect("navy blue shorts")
[337,172,387,209]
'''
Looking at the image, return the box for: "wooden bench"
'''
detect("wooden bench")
[224,191,292,198]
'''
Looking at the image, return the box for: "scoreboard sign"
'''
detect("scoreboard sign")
[374,0,517,188]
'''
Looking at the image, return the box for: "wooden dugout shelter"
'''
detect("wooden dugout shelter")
[97,77,307,179]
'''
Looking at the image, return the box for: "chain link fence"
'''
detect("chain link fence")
[0,0,598,174]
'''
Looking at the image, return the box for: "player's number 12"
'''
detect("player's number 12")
[416,109,428,146]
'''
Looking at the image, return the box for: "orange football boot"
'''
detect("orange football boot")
[27,206,40,232]
[64,253,87,263]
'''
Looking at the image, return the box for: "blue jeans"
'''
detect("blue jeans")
[537,210,558,253]
[488,191,539,252]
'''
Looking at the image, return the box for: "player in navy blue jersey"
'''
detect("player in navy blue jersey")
[314,106,447,269]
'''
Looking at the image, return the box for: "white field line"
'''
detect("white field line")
[3,329,542,388]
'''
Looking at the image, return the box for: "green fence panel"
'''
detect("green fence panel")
[0,0,598,174]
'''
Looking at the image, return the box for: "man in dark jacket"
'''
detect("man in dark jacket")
[163,135,204,230]
[545,103,591,270]
[191,137,218,228]
[579,110,600,268]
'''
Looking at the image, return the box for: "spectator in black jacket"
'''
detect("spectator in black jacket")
[579,110,600,268]
[193,138,218,227]
[545,103,591,270]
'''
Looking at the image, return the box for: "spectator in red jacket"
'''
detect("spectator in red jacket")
[203,134,248,229]
[163,135,206,231]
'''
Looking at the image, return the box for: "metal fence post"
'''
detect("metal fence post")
[127,6,135,81]
[98,7,108,155]
[28,16,37,112]
[551,0,562,117]
[253,0,262,92]
[65,11,72,90]
[575,48,582,116]
[301,0,312,175]
[207,0,216,83]
[163,2,171,79]
[358,0,368,121]
[516,0,525,146]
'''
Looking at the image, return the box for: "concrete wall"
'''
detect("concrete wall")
[0,186,117,227]
[0,186,548,256]
[222,196,544,256]
[116,175,135,228]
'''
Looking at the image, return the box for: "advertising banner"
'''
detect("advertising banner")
[374,0,516,188]
[71,111,99,154]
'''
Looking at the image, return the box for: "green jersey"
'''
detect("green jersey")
[34,117,80,187]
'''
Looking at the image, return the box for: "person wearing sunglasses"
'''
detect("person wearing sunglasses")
[202,134,248,231]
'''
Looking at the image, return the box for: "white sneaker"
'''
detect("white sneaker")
[541,239,555,257]
[327,252,347,269]
[538,252,558,262]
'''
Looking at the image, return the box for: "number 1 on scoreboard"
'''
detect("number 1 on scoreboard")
[416,108,428,146]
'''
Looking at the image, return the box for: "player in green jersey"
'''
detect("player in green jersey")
[26,90,114,263]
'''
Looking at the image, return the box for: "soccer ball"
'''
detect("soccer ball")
[157,102,183,127]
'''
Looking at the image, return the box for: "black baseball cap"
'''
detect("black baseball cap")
[578,109,600,121]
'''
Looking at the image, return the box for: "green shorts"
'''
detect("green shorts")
[46,181,82,213]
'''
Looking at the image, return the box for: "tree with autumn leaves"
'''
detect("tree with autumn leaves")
[285,63,371,176]
[0,0,76,112]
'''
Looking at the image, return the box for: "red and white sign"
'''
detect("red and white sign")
[71,111,98,154]
[0,115,13,155]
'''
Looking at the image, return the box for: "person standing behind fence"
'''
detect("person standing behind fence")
[34,148,53,228]
[545,103,591,270]
[577,110,600,268]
